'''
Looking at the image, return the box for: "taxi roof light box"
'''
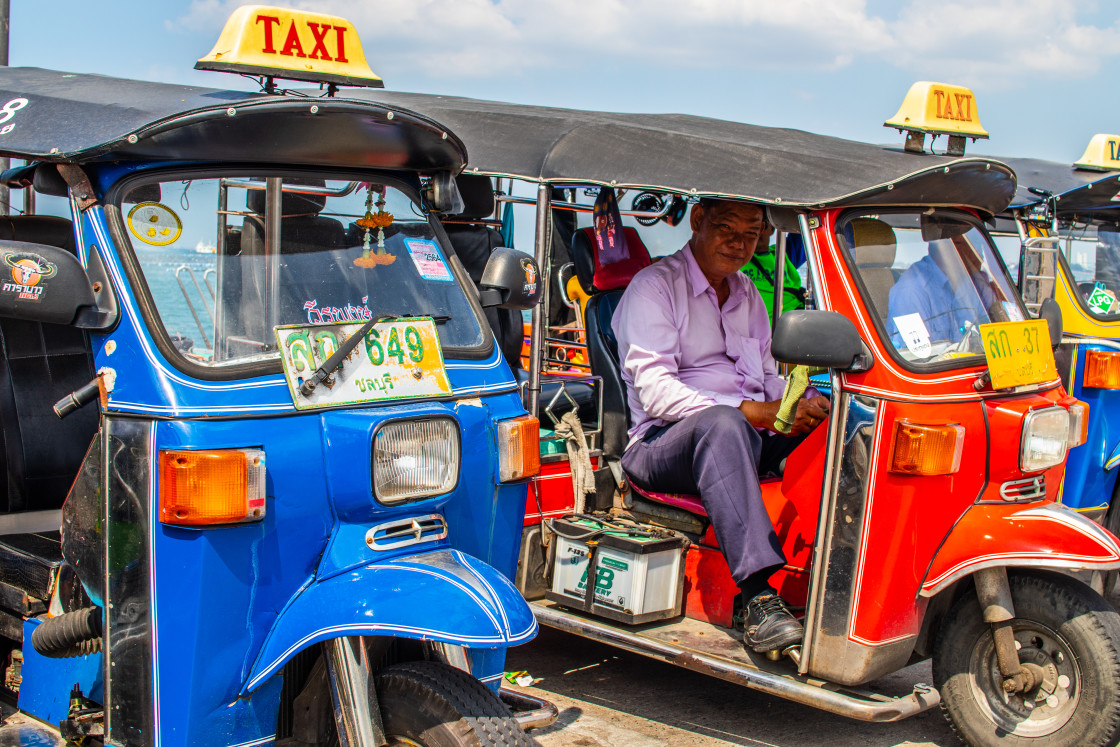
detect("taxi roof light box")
[546,516,688,625]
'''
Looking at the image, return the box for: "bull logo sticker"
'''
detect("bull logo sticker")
[521,258,538,297]
[2,251,56,301]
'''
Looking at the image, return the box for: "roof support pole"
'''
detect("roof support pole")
[526,183,552,417]
[265,177,282,335]
[0,0,9,217]
[771,230,788,329]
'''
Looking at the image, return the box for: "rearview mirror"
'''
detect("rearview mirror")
[772,310,873,372]
[0,241,112,328]
[1039,297,1062,349]
[479,248,542,310]
[425,171,465,215]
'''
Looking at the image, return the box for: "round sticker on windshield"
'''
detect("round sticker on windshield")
[127,202,182,246]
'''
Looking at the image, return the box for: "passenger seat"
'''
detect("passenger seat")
[848,218,898,319]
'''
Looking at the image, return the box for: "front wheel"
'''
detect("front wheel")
[933,570,1120,746]
[376,661,533,747]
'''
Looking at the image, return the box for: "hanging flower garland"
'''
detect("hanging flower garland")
[354,184,396,268]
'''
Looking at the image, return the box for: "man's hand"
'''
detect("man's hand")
[791,395,830,435]
[738,395,830,434]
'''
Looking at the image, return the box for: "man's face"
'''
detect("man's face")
[689,201,765,281]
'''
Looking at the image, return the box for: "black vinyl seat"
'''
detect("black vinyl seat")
[0,216,98,611]
[0,217,96,515]
[441,174,524,371]
[568,227,652,461]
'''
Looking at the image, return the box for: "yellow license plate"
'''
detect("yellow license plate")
[979,320,1057,389]
[276,317,451,410]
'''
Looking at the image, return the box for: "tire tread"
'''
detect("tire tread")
[376,660,534,747]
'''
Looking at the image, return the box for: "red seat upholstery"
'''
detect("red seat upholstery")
[630,483,707,517]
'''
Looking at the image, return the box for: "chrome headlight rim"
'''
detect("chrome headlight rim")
[1019,406,1070,474]
[371,416,462,506]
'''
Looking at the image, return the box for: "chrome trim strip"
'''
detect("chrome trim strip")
[999,476,1046,502]
[364,514,449,551]
[799,390,851,674]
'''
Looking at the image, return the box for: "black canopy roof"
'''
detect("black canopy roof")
[348,90,1017,216]
[0,68,465,172]
[991,155,1120,220]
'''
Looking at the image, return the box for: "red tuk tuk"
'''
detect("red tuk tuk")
[353,84,1120,746]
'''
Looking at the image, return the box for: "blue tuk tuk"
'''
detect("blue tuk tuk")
[0,6,548,745]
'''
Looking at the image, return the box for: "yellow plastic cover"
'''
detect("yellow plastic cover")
[195,4,383,88]
[1074,134,1120,172]
[980,319,1057,389]
[884,81,988,138]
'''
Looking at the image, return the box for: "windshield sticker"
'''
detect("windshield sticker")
[303,298,374,325]
[1,250,56,302]
[406,239,453,282]
[1002,301,1024,322]
[894,313,932,357]
[127,202,183,246]
[1086,283,1118,314]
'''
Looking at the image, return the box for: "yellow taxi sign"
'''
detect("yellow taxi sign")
[885,82,988,137]
[195,5,383,89]
[980,319,1057,390]
[1074,134,1120,172]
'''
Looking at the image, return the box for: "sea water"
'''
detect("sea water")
[135,244,218,352]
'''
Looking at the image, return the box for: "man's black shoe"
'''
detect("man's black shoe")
[743,592,803,653]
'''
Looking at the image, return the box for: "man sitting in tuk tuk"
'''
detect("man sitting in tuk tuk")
[613,198,830,652]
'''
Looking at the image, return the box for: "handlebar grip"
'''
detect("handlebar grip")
[773,365,824,435]
[53,378,101,419]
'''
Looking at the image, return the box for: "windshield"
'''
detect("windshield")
[116,175,486,369]
[1061,224,1120,316]
[838,211,1024,366]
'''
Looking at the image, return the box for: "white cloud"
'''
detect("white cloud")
[173,0,1120,88]
[890,0,1120,84]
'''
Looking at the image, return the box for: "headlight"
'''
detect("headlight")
[1020,407,1070,473]
[373,418,460,504]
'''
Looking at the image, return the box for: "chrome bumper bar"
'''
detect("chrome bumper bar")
[533,603,938,723]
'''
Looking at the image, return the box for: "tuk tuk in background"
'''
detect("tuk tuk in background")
[351,84,1120,746]
[0,6,552,745]
[989,138,1120,591]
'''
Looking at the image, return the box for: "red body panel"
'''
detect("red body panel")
[525,458,597,527]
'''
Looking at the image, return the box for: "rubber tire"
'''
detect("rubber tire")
[375,661,533,747]
[933,570,1120,747]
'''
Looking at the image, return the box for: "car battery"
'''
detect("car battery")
[546,515,689,625]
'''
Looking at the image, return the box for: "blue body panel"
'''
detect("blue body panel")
[242,549,536,693]
[18,618,103,726]
[41,165,535,744]
[1063,342,1120,514]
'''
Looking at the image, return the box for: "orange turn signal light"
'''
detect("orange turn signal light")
[497,416,540,482]
[159,448,266,526]
[1083,350,1120,389]
[888,421,964,476]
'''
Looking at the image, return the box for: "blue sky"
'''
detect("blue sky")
[10,0,1120,164]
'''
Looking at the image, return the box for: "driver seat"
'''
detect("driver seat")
[569,228,709,527]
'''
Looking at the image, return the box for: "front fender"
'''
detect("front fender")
[241,549,536,694]
[921,501,1120,597]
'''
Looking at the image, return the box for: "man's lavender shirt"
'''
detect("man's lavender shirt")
[613,243,785,448]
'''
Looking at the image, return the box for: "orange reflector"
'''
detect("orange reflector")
[1083,350,1120,389]
[888,421,964,476]
[497,416,540,482]
[159,449,266,526]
